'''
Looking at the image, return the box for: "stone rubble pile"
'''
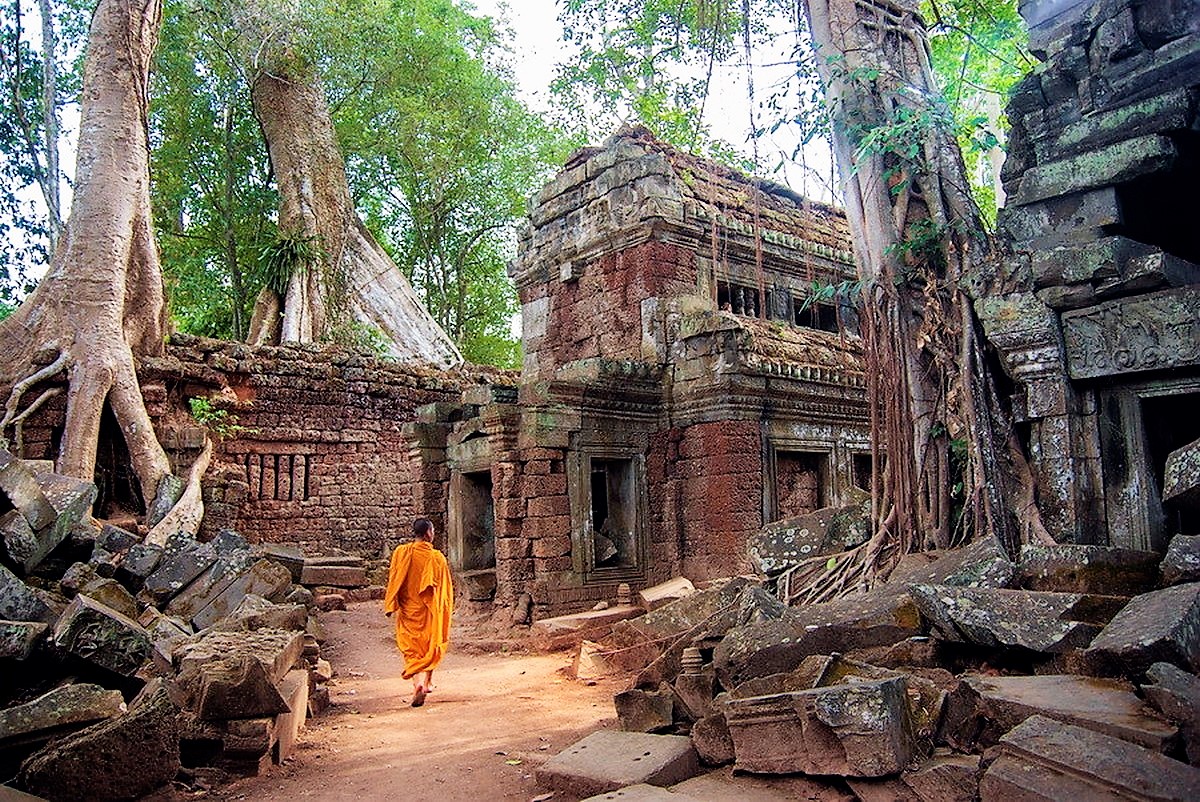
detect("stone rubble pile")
[538,528,1200,800]
[0,449,347,800]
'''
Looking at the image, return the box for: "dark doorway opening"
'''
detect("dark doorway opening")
[589,458,638,569]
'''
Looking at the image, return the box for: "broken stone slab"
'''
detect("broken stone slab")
[0,784,47,800]
[57,561,97,597]
[164,529,255,623]
[192,559,293,630]
[1165,436,1200,508]
[535,731,701,798]
[1142,662,1200,765]
[210,594,307,633]
[804,655,945,749]
[79,577,139,620]
[175,628,305,685]
[0,450,56,532]
[638,577,696,611]
[189,654,291,721]
[902,751,980,802]
[53,594,152,676]
[0,511,37,574]
[725,677,917,777]
[0,619,47,660]
[909,584,1123,653]
[87,546,120,578]
[258,542,305,582]
[0,684,124,750]
[690,713,734,766]
[580,785,698,801]
[0,564,59,625]
[978,715,1200,801]
[1085,582,1200,675]
[532,605,644,651]
[1018,543,1160,595]
[298,563,367,588]
[18,681,180,802]
[571,640,614,681]
[940,673,1177,752]
[115,542,163,592]
[273,669,308,763]
[179,711,276,771]
[1163,534,1200,587]
[615,684,675,733]
[893,536,1020,590]
[748,497,870,577]
[97,524,138,555]
[140,533,219,607]
[670,767,852,801]
[23,471,97,572]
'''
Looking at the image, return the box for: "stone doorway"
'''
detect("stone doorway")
[449,469,497,600]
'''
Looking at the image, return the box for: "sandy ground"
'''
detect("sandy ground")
[198,603,621,802]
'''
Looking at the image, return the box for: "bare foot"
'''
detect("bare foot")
[411,685,427,707]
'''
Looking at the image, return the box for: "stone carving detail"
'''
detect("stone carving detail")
[1062,287,1200,379]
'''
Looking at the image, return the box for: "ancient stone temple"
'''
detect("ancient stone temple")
[978,0,1200,551]
[408,127,871,617]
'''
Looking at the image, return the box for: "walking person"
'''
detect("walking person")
[384,517,453,707]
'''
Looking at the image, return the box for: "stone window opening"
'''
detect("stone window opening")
[457,470,496,573]
[570,451,647,582]
[717,280,762,317]
[772,450,828,520]
[852,453,874,492]
[242,453,310,501]
[794,298,839,332]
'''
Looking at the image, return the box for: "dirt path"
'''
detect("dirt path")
[211,603,620,802]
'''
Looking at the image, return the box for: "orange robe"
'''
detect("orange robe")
[383,540,453,679]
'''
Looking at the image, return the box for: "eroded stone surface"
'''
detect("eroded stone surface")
[615,684,674,733]
[748,497,870,577]
[1017,543,1160,595]
[535,731,700,797]
[175,628,304,684]
[0,683,124,747]
[1162,534,1200,587]
[0,619,46,660]
[1085,582,1200,674]
[53,594,151,676]
[1141,661,1200,764]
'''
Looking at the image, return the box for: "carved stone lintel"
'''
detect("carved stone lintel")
[1063,286,1200,379]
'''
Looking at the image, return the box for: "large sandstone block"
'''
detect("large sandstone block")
[532,605,644,651]
[615,684,674,733]
[0,684,124,750]
[725,677,916,777]
[176,628,304,684]
[192,559,292,630]
[210,594,307,633]
[189,654,291,721]
[909,584,1122,653]
[115,542,163,591]
[0,564,56,624]
[1162,535,1200,587]
[536,731,700,798]
[1142,662,1200,765]
[1164,435,1200,507]
[141,534,219,607]
[164,529,255,623]
[53,594,151,676]
[941,674,1177,752]
[979,715,1200,801]
[18,682,180,802]
[638,577,696,611]
[298,564,367,588]
[0,619,47,660]
[1085,582,1200,675]
[273,669,309,763]
[747,498,870,577]
[1018,543,1160,595]
[0,451,56,532]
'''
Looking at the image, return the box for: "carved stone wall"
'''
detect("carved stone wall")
[981,0,1200,550]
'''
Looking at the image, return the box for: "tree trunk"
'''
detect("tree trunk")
[0,0,187,516]
[793,0,1046,587]
[38,0,62,246]
[238,10,462,368]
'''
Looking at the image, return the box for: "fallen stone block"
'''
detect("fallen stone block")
[902,750,980,802]
[979,715,1200,801]
[141,534,218,607]
[639,578,696,611]
[690,713,734,766]
[893,536,1019,590]
[806,655,945,749]
[273,669,308,763]
[0,451,56,534]
[258,543,305,582]
[115,542,163,592]
[725,677,916,777]
[1162,534,1200,587]
[1142,662,1200,764]
[0,784,47,800]
[192,559,292,630]
[307,685,330,717]
[580,784,694,801]
[299,564,367,588]
[1085,582,1200,674]
[533,605,644,651]
[1018,543,1160,595]
[97,524,138,556]
[535,731,700,798]
[0,564,55,624]
[672,651,715,721]
[1164,435,1200,507]
[189,654,291,721]
[747,498,870,577]
[615,684,675,733]
[80,577,139,620]
[53,594,151,676]
[314,592,347,612]
[18,681,180,802]
[571,640,614,681]
[909,584,1122,653]
[0,684,124,751]
[176,628,304,685]
[670,767,850,801]
[0,620,47,660]
[210,594,307,633]
[88,546,120,578]
[164,529,255,623]
[23,471,97,571]
[310,658,333,684]
[941,673,1177,752]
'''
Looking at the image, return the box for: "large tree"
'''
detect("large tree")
[0,0,206,540]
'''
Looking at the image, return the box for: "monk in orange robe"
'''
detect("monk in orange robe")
[383,517,453,707]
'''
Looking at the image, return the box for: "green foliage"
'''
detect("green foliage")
[798,278,861,313]
[188,396,253,439]
[258,234,322,296]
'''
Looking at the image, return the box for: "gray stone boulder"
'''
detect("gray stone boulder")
[162,529,254,624]
[1017,543,1160,595]
[53,594,151,676]
[210,594,308,633]
[748,495,870,577]
[979,715,1200,801]
[0,620,47,660]
[114,542,163,592]
[79,577,139,620]
[0,563,57,625]
[1164,435,1200,507]
[1162,534,1200,587]
[140,533,219,607]
[724,676,917,777]
[615,684,675,733]
[941,673,1177,753]
[1085,582,1200,675]
[1141,662,1200,764]
[909,585,1123,653]
[18,681,180,802]
[0,683,124,751]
